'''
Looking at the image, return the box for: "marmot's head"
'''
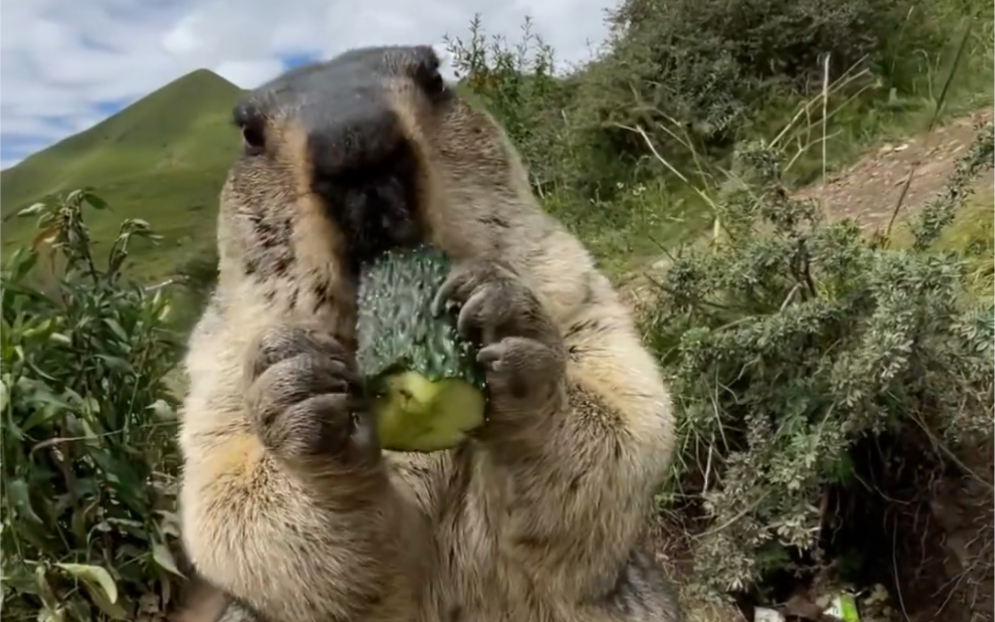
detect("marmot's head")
[219,45,533,285]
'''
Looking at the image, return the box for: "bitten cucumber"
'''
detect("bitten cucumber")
[356,245,486,452]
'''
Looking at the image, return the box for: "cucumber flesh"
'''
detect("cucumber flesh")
[372,371,487,452]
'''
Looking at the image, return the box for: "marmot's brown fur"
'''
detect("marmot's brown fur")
[177,44,682,622]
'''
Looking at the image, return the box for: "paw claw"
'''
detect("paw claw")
[433,266,473,317]
[430,290,447,318]
[476,337,565,405]
[457,287,495,342]
[245,325,376,466]
[477,344,504,370]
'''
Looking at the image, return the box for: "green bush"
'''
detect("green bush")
[641,120,994,597]
[576,0,944,164]
[444,20,717,270]
[460,0,988,200]
[0,190,185,621]
[445,15,573,194]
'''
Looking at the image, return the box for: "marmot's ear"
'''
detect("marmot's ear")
[431,43,457,83]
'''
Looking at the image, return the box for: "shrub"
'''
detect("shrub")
[0,190,184,621]
[641,121,994,599]
[556,0,953,193]
[929,192,995,297]
[444,15,573,194]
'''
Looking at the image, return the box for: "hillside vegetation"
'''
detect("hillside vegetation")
[1,0,993,620]
[0,70,243,282]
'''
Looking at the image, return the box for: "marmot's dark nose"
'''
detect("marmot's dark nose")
[304,93,404,181]
[297,62,424,266]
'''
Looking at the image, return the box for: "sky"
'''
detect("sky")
[0,0,617,170]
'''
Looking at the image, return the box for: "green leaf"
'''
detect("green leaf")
[8,479,43,524]
[55,563,118,602]
[151,539,185,578]
[65,189,85,205]
[83,192,110,211]
[36,605,66,622]
[0,558,37,595]
[34,565,59,607]
[20,403,64,432]
[6,248,40,281]
[71,503,93,544]
[79,417,99,440]
[95,354,135,373]
[103,318,130,342]
[16,202,46,217]
[55,563,128,619]
[80,395,101,416]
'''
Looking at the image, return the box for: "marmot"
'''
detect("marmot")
[177,44,682,622]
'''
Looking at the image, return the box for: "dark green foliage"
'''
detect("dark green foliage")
[563,0,954,193]
[604,0,933,126]
[0,190,185,621]
[640,122,994,596]
[445,16,570,194]
[356,245,483,390]
[907,121,995,252]
[451,0,989,201]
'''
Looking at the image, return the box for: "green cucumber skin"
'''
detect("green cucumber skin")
[356,245,485,390]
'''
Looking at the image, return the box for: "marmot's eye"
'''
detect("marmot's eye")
[413,46,449,100]
[241,123,266,155]
[425,71,444,94]
[233,102,267,155]
[415,62,446,98]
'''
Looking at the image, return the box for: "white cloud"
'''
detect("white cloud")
[0,0,614,169]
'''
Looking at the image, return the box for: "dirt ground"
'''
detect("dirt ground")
[639,108,995,622]
[620,108,995,312]
[797,108,994,229]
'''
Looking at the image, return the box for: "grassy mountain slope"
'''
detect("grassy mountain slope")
[0,69,243,281]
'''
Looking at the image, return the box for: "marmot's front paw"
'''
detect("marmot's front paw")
[433,259,566,411]
[244,325,377,467]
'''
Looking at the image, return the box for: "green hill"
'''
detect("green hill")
[0,69,243,281]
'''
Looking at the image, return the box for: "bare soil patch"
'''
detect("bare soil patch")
[797,108,994,231]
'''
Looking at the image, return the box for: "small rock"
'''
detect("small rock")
[754,607,785,622]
